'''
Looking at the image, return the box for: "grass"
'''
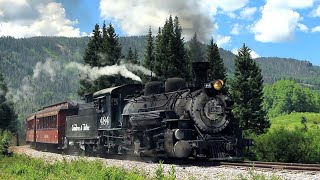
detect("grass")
[0,154,146,180]
[270,112,320,131]
[0,154,284,180]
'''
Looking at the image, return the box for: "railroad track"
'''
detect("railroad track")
[220,161,320,171]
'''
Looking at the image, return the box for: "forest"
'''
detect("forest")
[0,35,319,121]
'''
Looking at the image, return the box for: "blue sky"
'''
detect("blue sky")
[0,0,320,66]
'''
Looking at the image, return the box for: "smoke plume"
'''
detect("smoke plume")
[33,58,59,82]
[65,62,150,82]
[100,0,248,42]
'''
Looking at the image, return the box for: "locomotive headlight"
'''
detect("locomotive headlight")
[213,80,224,90]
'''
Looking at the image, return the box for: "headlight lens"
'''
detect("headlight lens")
[213,80,224,90]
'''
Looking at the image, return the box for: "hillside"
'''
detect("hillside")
[0,36,319,119]
[270,112,320,131]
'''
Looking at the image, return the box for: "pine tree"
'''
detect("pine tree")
[133,48,139,65]
[154,27,164,78]
[101,23,122,66]
[172,16,191,80]
[153,15,190,80]
[0,73,17,132]
[230,44,270,135]
[126,47,134,63]
[79,23,102,96]
[189,33,204,63]
[96,23,124,89]
[161,16,175,78]
[144,27,155,71]
[207,38,226,81]
[83,23,102,67]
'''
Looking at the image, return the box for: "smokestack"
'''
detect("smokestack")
[192,62,209,89]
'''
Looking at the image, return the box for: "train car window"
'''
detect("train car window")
[39,118,42,129]
[53,116,57,128]
[101,98,108,113]
[27,120,33,130]
[49,116,53,128]
[45,117,48,129]
[112,98,119,106]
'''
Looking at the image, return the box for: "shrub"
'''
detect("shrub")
[0,129,12,156]
[252,127,320,163]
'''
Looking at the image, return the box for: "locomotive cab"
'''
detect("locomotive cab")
[93,84,143,129]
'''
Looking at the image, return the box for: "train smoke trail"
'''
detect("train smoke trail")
[99,0,219,42]
[33,58,59,82]
[66,62,143,82]
[121,62,157,77]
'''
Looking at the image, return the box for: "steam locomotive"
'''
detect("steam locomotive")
[26,62,247,161]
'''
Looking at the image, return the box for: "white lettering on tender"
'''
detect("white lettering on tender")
[71,124,90,131]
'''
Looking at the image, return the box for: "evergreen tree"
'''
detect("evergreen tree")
[230,44,270,135]
[153,16,190,80]
[79,23,102,96]
[0,73,17,132]
[144,27,155,71]
[207,38,226,81]
[133,48,139,65]
[189,33,204,63]
[96,23,125,89]
[101,23,122,66]
[154,27,163,78]
[172,16,191,80]
[126,47,134,63]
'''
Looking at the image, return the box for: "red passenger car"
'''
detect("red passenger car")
[26,101,78,149]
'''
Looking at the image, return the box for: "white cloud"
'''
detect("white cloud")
[99,0,249,42]
[232,48,260,58]
[251,0,315,43]
[216,35,231,47]
[232,48,238,55]
[239,7,257,19]
[311,26,320,32]
[297,23,308,32]
[0,0,81,38]
[250,50,260,59]
[311,5,320,17]
[230,23,241,35]
[209,0,249,12]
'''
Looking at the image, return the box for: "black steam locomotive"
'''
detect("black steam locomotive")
[62,62,247,161]
[27,62,247,161]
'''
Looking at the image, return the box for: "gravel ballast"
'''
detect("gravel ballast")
[11,146,320,180]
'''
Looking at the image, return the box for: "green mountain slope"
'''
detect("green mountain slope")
[0,36,319,119]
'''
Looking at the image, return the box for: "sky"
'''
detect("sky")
[0,0,320,66]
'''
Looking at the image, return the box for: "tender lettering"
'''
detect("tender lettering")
[71,124,90,131]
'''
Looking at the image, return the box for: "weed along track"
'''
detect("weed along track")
[10,145,320,180]
[220,161,320,172]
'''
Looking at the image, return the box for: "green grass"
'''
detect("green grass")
[270,112,320,131]
[0,154,146,180]
[0,154,284,180]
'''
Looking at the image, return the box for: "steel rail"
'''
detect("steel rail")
[220,161,320,171]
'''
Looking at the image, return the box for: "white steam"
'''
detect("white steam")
[33,58,59,82]
[7,76,34,103]
[66,62,142,82]
[8,58,59,102]
[120,61,156,77]
[8,58,155,103]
